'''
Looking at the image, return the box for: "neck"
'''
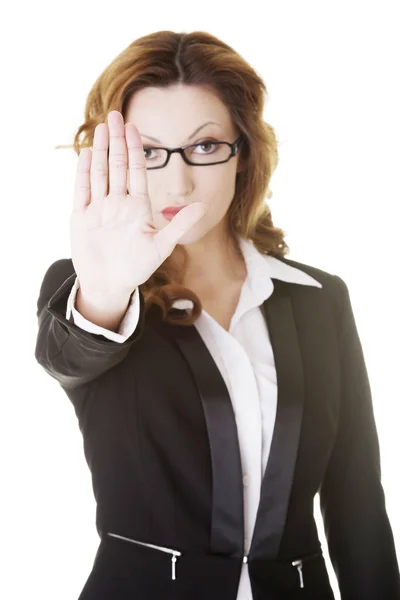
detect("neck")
[181,228,247,292]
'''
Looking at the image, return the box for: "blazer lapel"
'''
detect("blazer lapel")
[165,279,304,561]
[168,321,245,558]
[249,281,305,560]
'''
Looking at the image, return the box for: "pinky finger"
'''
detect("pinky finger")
[73,147,92,211]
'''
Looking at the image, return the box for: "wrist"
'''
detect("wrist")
[78,286,132,310]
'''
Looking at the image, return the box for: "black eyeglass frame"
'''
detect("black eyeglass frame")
[144,134,244,170]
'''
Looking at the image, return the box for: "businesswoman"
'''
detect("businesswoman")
[35,30,400,599]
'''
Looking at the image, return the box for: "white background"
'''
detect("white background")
[1,1,399,598]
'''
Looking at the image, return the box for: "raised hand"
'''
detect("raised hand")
[70,110,207,299]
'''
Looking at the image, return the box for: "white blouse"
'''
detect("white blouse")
[66,236,323,600]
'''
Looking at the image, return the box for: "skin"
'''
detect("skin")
[124,83,247,300]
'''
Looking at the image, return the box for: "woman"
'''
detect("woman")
[35,30,400,599]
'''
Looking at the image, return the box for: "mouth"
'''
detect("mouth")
[160,205,188,216]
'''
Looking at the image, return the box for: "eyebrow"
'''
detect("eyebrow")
[139,121,221,144]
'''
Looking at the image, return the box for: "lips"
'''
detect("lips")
[161,205,187,216]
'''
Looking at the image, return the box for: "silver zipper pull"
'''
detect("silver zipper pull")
[292,559,304,588]
[171,554,178,580]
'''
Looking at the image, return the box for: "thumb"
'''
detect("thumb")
[154,202,208,254]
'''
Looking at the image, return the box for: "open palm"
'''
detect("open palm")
[70,110,207,298]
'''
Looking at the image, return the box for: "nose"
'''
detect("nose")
[165,151,193,196]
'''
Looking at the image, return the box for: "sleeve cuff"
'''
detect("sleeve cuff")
[66,277,141,344]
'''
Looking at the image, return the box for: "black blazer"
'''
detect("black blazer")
[35,256,400,600]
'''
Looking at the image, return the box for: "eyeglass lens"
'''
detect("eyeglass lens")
[143,142,232,168]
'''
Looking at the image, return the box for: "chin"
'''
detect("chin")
[175,228,208,246]
[179,220,218,246]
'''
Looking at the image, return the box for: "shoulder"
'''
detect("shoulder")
[40,258,75,286]
[38,258,76,301]
[273,254,347,289]
[270,254,350,318]
[273,254,337,283]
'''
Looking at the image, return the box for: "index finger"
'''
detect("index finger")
[125,123,149,198]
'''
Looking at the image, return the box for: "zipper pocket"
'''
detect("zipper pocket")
[106,532,182,581]
[291,551,322,589]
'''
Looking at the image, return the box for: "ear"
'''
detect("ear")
[236,158,245,174]
[236,146,247,173]
[236,149,246,173]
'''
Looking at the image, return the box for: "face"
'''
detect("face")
[124,83,242,247]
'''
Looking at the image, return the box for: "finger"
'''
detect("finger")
[108,111,128,196]
[154,203,208,256]
[90,123,109,202]
[125,123,149,198]
[73,147,92,211]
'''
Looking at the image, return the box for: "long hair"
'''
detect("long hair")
[61,30,290,325]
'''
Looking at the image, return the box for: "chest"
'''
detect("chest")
[198,283,244,332]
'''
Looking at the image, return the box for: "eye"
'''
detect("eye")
[192,140,218,154]
[143,147,163,160]
[143,147,155,159]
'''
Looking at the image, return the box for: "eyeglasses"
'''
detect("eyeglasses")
[143,134,243,170]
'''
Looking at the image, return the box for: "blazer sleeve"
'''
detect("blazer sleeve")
[34,259,146,390]
[319,275,400,599]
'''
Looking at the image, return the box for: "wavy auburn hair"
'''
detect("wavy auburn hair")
[62,30,290,325]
